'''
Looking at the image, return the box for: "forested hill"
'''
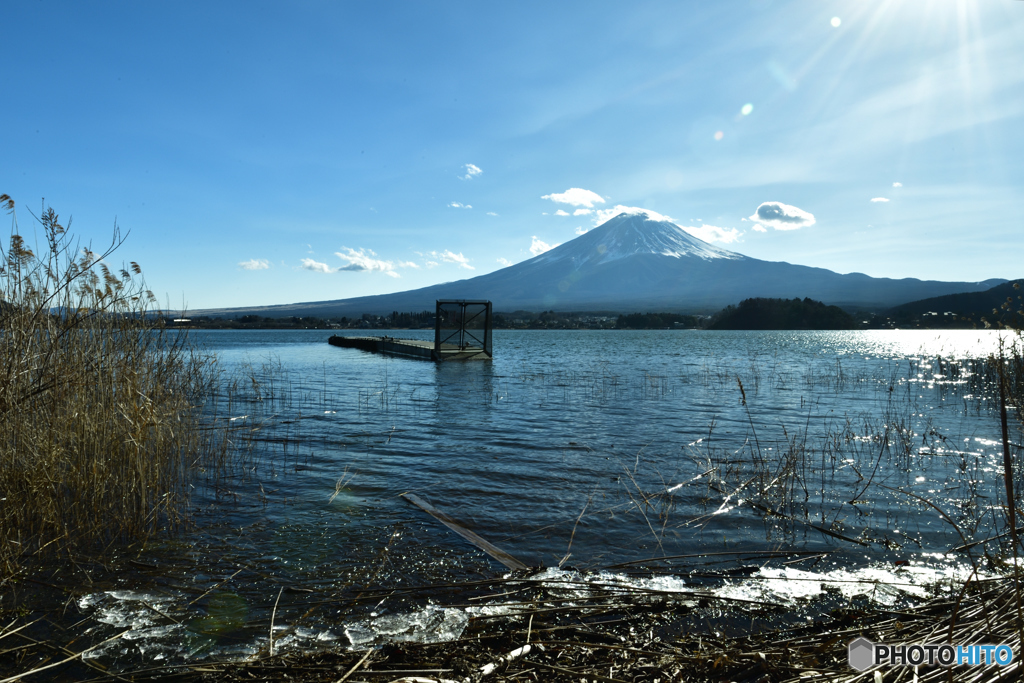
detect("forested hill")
[885,279,1023,328]
[707,297,855,330]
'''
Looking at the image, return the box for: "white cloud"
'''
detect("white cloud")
[530,236,560,256]
[335,248,400,278]
[449,202,472,209]
[683,224,742,244]
[892,182,903,187]
[554,209,570,216]
[870,197,890,203]
[496,257,512,267]
[748,202,815,231]
[238,258,270,270]
[487,211,498,216]
[460,163,482,180]
[425,260,439,268]
[752,224,768,232]
[423,249,474,270]
[397,260,419,269]
[442,250,473,269]
[301,258,334,273]
[575,226,589,235]
[573,208,592,216]
[541,188,606,208]
[592,205,676,226]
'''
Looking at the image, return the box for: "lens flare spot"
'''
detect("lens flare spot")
[741,103,754,116]
[831,16,841,27]
[714,130,724,141]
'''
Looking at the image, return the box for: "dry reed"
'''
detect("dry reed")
[0,195,218,577]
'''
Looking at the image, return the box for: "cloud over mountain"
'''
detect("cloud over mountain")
[542,188,605,208]
[683,224,742,244]
[749,202,815,230]
[593,205,674,226]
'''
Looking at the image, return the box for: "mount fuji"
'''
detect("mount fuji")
[202,212,1004,317]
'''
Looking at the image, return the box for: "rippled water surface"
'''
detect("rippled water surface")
[195,329,1014,563]
[57,329,1023,666]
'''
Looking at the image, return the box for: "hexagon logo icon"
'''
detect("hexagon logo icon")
[848,637,875,671]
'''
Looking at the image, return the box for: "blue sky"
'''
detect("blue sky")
[4,1,1023,310]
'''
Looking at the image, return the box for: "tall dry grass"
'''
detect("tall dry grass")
[0,195,216,576]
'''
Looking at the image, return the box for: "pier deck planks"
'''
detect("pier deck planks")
[328,335,489,361]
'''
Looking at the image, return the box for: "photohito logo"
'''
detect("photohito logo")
[848,637,1014,671]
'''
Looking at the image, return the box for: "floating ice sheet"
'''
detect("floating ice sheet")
[77,591,184,661]
[713,556,989,607]
[345,605,468,648]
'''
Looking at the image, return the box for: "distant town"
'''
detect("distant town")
[167,297,1014,331]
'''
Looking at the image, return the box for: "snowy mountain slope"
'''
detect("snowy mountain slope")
[198,213,1005,317]
[532,212,742,267]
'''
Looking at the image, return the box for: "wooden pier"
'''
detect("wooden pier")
[329,299,493,362]
[328,335,490,361]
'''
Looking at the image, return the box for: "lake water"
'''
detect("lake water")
[66,329,1022,664]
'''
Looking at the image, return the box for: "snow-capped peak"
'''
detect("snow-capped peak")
[534,211,743,267]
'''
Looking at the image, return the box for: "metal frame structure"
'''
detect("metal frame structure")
[434,300,492,360]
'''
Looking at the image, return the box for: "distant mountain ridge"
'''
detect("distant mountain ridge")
[198,212,1007,318]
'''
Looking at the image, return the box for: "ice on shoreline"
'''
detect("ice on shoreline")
[73,556,989,663]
